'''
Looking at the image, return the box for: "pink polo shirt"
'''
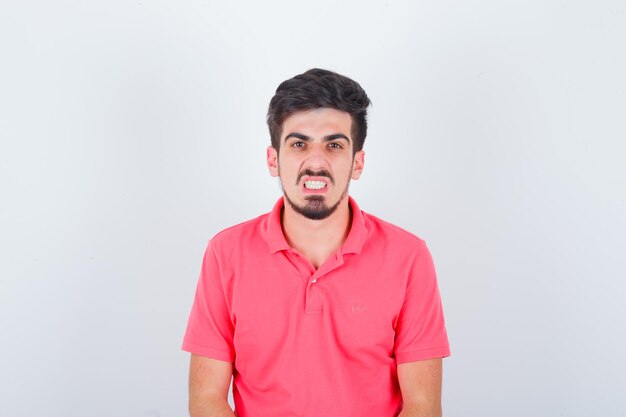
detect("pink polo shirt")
[182,196,450,417]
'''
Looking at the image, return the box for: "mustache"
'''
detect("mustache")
[297,169,334,185]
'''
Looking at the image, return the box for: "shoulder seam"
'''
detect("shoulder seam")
[363,212,426,243]
[209,212,268,241]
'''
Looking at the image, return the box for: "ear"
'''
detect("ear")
[351,150,365,180]
[266,146,279,177]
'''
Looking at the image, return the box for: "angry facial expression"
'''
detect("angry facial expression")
[266,108,364,220]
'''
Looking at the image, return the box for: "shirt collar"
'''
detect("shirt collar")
[264,196,368,255]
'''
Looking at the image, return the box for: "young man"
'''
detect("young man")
[182,68,450,417]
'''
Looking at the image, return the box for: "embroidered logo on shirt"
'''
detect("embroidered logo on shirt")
[351,303,366,316]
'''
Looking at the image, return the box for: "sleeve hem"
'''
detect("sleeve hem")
[181,340,235,363]
[395,345,451,364]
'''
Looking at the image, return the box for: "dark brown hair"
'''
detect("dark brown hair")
[266,68,371,155]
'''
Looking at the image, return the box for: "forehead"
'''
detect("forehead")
[281,108,352,138]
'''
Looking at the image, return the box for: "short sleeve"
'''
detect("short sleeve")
[394,241,450,364]
[181,240,235,362]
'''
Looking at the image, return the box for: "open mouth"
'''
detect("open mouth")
[304,180,327,190]
[301,177,329,193]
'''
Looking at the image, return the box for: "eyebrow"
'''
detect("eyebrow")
[284,132,351,143]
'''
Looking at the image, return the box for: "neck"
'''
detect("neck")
[281,197,352,256]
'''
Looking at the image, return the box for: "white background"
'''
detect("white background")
[1,1,625,416]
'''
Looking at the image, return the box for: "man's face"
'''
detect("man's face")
[266,108,364,220]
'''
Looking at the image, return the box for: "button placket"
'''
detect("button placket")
[305,279,323,313]
[286,249,320,312]
[288,249,347,313]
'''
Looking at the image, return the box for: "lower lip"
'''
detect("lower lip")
[302,183,328,194]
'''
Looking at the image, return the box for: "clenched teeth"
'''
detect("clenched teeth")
[304,180,327,190]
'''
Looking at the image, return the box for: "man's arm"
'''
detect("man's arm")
[189,354,235,417]
[396,358,443,417]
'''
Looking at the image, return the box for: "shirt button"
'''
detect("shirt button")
[312,279,317,283]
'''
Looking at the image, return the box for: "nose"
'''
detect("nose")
[299,144,333,183]
[304,143,329,168]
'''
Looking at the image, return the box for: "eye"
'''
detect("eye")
[328,142,343,150]
[291,141,306,148]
